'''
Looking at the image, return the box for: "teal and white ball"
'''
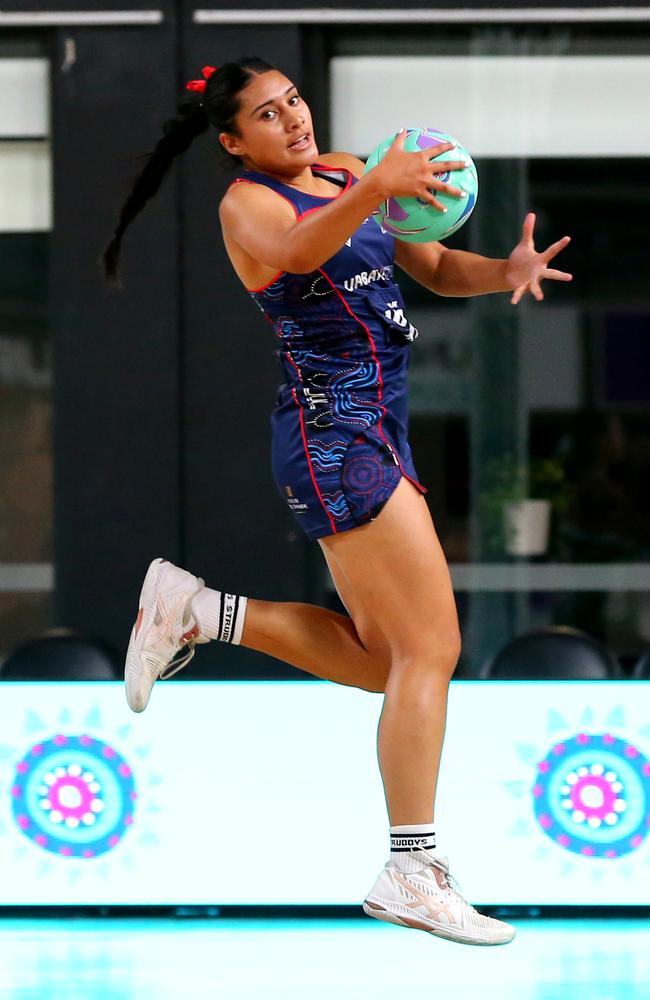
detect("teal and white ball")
[363,127,479,243]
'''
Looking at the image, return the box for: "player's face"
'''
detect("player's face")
[220,70,318,173]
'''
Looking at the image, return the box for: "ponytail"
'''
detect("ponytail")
[100,56,274,290]
[101,101,208,288]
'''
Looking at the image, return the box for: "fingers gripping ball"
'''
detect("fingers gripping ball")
[364,127,478,243]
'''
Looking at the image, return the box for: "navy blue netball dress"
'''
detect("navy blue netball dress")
[232,163,427,542]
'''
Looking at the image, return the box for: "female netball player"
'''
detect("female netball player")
[102,58,572,946]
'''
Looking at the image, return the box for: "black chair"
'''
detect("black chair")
[0,629,120,680]
[481,626,621,680]
[633,649,650,680]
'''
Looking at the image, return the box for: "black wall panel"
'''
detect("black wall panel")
[51,25,181,651]
[179,26,320,678]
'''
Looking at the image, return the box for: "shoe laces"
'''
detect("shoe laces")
[396,845,468,903]
[158,638,198,681]
[158,580,206,682]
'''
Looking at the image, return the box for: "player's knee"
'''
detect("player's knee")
[389,626,461,680]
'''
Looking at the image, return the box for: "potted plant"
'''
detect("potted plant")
[477,453,572,558]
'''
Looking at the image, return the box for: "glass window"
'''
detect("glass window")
[327,23,650,674]
[0,42,53,662]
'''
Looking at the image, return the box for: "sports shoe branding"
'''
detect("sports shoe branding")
[343,265,393,292]
[391,836,433,848]
[390,870,456,924]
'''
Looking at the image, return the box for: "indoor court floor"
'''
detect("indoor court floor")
[0,917,649,999]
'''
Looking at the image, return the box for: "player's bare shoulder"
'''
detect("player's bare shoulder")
[218,178,295,234]
[316,151,366,179]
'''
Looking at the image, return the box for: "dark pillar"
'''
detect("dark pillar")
[51,22,181,650]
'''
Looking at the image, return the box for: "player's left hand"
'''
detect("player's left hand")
[506,212,572,305]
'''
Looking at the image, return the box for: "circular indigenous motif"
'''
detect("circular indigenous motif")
[11,734,137,859]
[343,451,384,495]
[532,733,650,859]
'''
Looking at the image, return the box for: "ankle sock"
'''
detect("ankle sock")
[190,587,248,645]
[390,823,436,873]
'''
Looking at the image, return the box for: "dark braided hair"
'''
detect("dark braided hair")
[101,57,275,289]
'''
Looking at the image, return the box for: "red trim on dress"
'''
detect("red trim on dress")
[297,167,354,219]
[247,271,284,294]
[291,387,338,535]
[315,268,428,497]
[229,176,298,219]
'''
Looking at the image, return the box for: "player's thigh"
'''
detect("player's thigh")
[319,476,461,667]
[320,544,391,671]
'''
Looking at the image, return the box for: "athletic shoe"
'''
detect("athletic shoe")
[124,557,209,713]
[363,847,516,946]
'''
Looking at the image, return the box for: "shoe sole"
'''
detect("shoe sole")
[124,557,166,713]
[362,899,515,946]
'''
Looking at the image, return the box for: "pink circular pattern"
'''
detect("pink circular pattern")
[49,774,94,820]
[569,774,616,819]
[12,734,137,859]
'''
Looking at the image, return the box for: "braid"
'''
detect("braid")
[100,100,208,289]
[101,57,275,290]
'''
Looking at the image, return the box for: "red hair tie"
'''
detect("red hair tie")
[185,65,218,94]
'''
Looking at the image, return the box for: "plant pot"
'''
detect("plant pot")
[503,499,551,556]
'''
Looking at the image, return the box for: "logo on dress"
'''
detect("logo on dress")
[343,265,393,292]
[384,300,419,342]
[284,486,308,512]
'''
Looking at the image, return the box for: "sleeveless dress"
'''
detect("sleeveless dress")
[232,163,427,542]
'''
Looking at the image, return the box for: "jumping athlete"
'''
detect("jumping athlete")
[102,58,572,945]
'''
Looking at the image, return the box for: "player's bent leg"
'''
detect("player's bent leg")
[124,547,392,715]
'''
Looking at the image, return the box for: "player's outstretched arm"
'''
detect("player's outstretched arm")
[395,212,572,301]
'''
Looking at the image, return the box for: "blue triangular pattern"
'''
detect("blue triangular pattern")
[0,745,16,762]
[147,774,163,786]
[639,725,650,740]
[606,705,625,729]
[515,744,540,764]
[145,802,162,814]
[592,867,606,882]
[69,867,83,883]
[510,818,531,837]
[580,707,595,726]
[59,708,72,725]
[503,781,528,799]
[560,861,576,877]
[25,710,47,734]
[135,746,151,760]
[138,830,159,847]
[98,864,110,879]
[85,706,102,729]
[39,861,53,878]
[535,847,551,861]
[117,725,132,740]
[547,709,569,734]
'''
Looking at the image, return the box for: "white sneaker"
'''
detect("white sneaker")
[124,557,210,713]
[363,848,516,946]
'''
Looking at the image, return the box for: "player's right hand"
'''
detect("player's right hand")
[374,129,468,212]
